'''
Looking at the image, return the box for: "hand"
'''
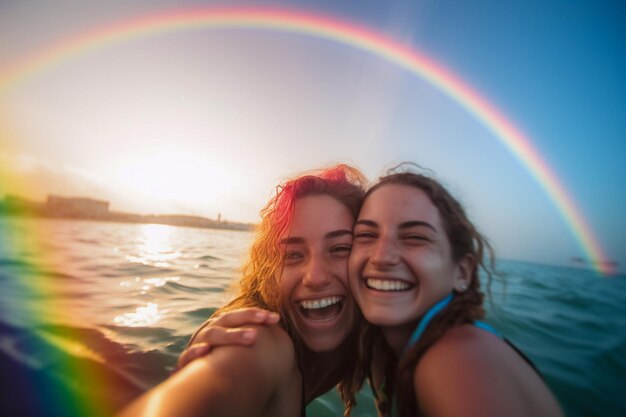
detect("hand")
[175,307,280,371]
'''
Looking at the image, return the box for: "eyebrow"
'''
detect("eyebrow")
[354,219,376,228]
[279,229,353,245]
[399,221,437,232]
[326,229,353,239]
[355,219,437,232]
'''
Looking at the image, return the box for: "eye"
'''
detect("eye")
[354,230,376,240]
[402,234,429,243]
[283,251,304,265]
[330,244,352,257]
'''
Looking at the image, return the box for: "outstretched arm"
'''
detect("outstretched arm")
[119,324,296,417]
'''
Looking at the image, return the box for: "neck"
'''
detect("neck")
[382,321,419,356]
[383,293,455,356]
[301,340,352,402]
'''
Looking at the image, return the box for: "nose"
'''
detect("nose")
[302,253,332,289]
[370,237,399,268]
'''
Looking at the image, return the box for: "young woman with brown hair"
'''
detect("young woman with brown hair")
[348,167,563,417]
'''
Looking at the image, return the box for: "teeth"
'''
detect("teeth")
[301,296,341,310]
[366,279,411,291]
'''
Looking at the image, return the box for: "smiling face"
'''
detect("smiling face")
[279,194,357,352]
[349,184,471,332]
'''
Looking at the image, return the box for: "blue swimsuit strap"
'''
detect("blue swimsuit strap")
[404,293,453,352]
[404,293,503,353]
[473,320,502,338]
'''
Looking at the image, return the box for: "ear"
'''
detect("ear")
[453,253,475,292]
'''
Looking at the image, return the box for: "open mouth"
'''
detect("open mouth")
[365,278,414,292]
[298,296,343,321]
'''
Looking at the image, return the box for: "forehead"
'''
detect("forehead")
[286,194,354,237]
[359,184,441,225]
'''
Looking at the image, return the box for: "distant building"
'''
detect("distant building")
[46,195,109,218]
[0,193,252,231]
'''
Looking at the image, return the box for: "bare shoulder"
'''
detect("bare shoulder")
[415,325,498,391]
[414,325,563,417]
[202,323,297,382]
[420,324,501,366]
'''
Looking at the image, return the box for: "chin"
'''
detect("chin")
[361,307,410,327]
[304,336,346,353]
[299,321,355,353]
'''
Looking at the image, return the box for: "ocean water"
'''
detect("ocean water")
[0,217,624,416]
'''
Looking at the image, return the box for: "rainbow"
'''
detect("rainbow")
[0,6,614,275]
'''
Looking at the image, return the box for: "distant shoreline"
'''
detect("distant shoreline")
[0,194,254,232]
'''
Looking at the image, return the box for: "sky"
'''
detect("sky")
[0,0,624,273]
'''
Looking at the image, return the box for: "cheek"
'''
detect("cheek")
[347,254,359,279]
[333,258,350,282]
[347,257,363,290]
[409,251,456,281]
[277,270,296,297]
[349,244,366,265]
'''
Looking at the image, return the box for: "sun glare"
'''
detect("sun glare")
[112,150,233,213]
[113,302,162,327]
[126,224,180,267]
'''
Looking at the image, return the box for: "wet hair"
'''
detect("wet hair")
[217,163,368,412]
[352,163,497,417]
